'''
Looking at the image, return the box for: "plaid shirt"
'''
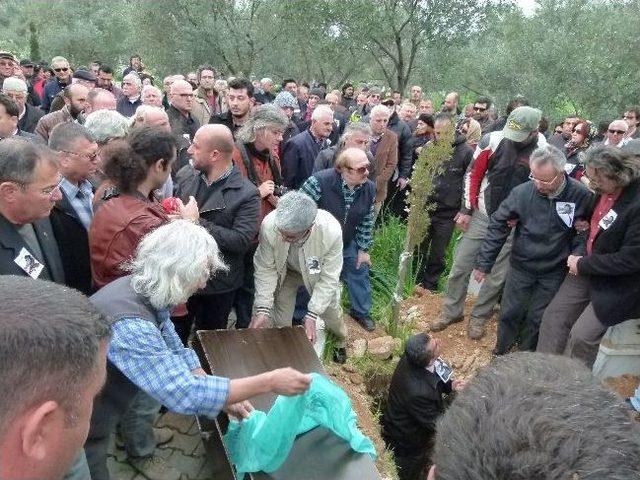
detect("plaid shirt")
[108,309,230,417]
[300,175,375,251]
[60,178,94,230]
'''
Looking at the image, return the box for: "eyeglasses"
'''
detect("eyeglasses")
[346,164,370,174]
[53,67,69,72]
[61,150,99,162]
[608,129,626,135]
[528,172,558,186]
[473,106,487,112]
[623,115,636,120]
[280,227,312,243]
[174,93,194,98]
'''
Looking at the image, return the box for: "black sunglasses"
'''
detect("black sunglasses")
[608,129,626,135]
[54,67,69,72]
[347,164,370,174]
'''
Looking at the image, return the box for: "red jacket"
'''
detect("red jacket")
[89,193,167,289]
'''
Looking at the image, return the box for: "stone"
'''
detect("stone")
[367,336,395,360]
[342,363,357,373]
[352,338,368,357]
[349,372,364,385]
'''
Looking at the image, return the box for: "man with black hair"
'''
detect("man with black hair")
[382,333,465,480]
[431,352,640,480]
[472,95,493,133]
[36,84,88,141]
[122,54,144,78]
[623,106,640,139]
[209,78,254,138]
[484,95,529,133]
[96,64,123,99]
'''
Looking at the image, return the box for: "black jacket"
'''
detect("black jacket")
[282,129,329,189]
[476,176,594,275]
[430,134,473,216]
[167,105,200,141]
[174,165,260,294]
[578,179,640,325]
[19,104,44,133]
[382,356,452,455]
[0,213,65,283]
[209,111,240,138]
[49,191,94,295]
[387,112,413,178]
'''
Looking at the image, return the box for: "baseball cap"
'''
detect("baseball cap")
[0,51,16,62]
[19,58,35,67]
[502,106,542,142]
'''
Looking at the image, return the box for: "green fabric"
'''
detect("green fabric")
[224,373,376,477]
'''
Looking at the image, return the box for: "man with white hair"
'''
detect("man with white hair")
[140,85,163,107]
[472,144,593,355]
[84,109,129,145]
[116,73,143,117]
[604,119,629,147]
[368,104,398,210]
[282,104,333,189]
[2,77,43,133]
[83,221,312,480]
[255,77,275,104]
[250,191,348,363]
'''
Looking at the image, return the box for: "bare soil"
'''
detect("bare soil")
[605,374,640,398]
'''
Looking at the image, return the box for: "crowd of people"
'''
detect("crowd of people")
[1,49,639,480]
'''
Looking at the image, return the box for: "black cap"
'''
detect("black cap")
[73,69,97,83]
[19,59,35,67]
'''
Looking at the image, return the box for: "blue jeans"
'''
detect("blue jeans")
[118,390,160,457]
[341,240,372,320]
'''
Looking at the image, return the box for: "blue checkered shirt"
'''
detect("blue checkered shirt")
[60,178,94,230]
[108,309,230,418]
[300,175,375,251]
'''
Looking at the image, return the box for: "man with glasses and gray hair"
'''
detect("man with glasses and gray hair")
[116,73,143,117]
[472,144,593,355]
[250,191,348,363]
[313,121,376,177]
[0,137,65,282]
[42,55,72,112]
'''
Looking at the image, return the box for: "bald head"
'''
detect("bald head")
[188,124,235,176]
[86,88,116,113]
[336,147,370,186]
[64,84,89,117]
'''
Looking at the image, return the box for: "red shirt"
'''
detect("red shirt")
[587,189,622,254]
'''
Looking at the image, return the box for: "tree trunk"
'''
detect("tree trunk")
[389,236,412,337]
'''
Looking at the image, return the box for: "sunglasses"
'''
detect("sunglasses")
[623,115,636,120]
[473,106,487,112]
[608,129,626,135]
[54,67,69,72]
[347,164,370,174]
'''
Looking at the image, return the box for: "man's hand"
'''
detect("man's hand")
[452,379,467,391]
[356,251,371,269]
[472,269,486,283]
[191,367,207,377]
[304,315,317,344]
[268,367,312,396]
[248,312,269,329]
[567,255,582,275]
[396,177,409,190]
[454,212,471,232]
[178,196,199,222]
[258,180,275,198]
[224,400,254,420]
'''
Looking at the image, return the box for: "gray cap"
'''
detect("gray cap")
[274,90,297,109]
[503,106,542,142]
[2,77,28,92]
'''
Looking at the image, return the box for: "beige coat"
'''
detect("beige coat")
[253,209,346,341]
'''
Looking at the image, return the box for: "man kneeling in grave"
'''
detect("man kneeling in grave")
[250,191,348,363]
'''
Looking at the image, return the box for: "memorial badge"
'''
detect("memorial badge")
[14,247,44,279]
[434,357,453,383]
[307,256,321,275]
[599,209,617,230]
[556,202,575,227]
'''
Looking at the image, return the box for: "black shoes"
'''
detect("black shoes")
[351,311,375,332]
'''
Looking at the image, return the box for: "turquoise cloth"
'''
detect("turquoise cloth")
[224,373,376,477]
